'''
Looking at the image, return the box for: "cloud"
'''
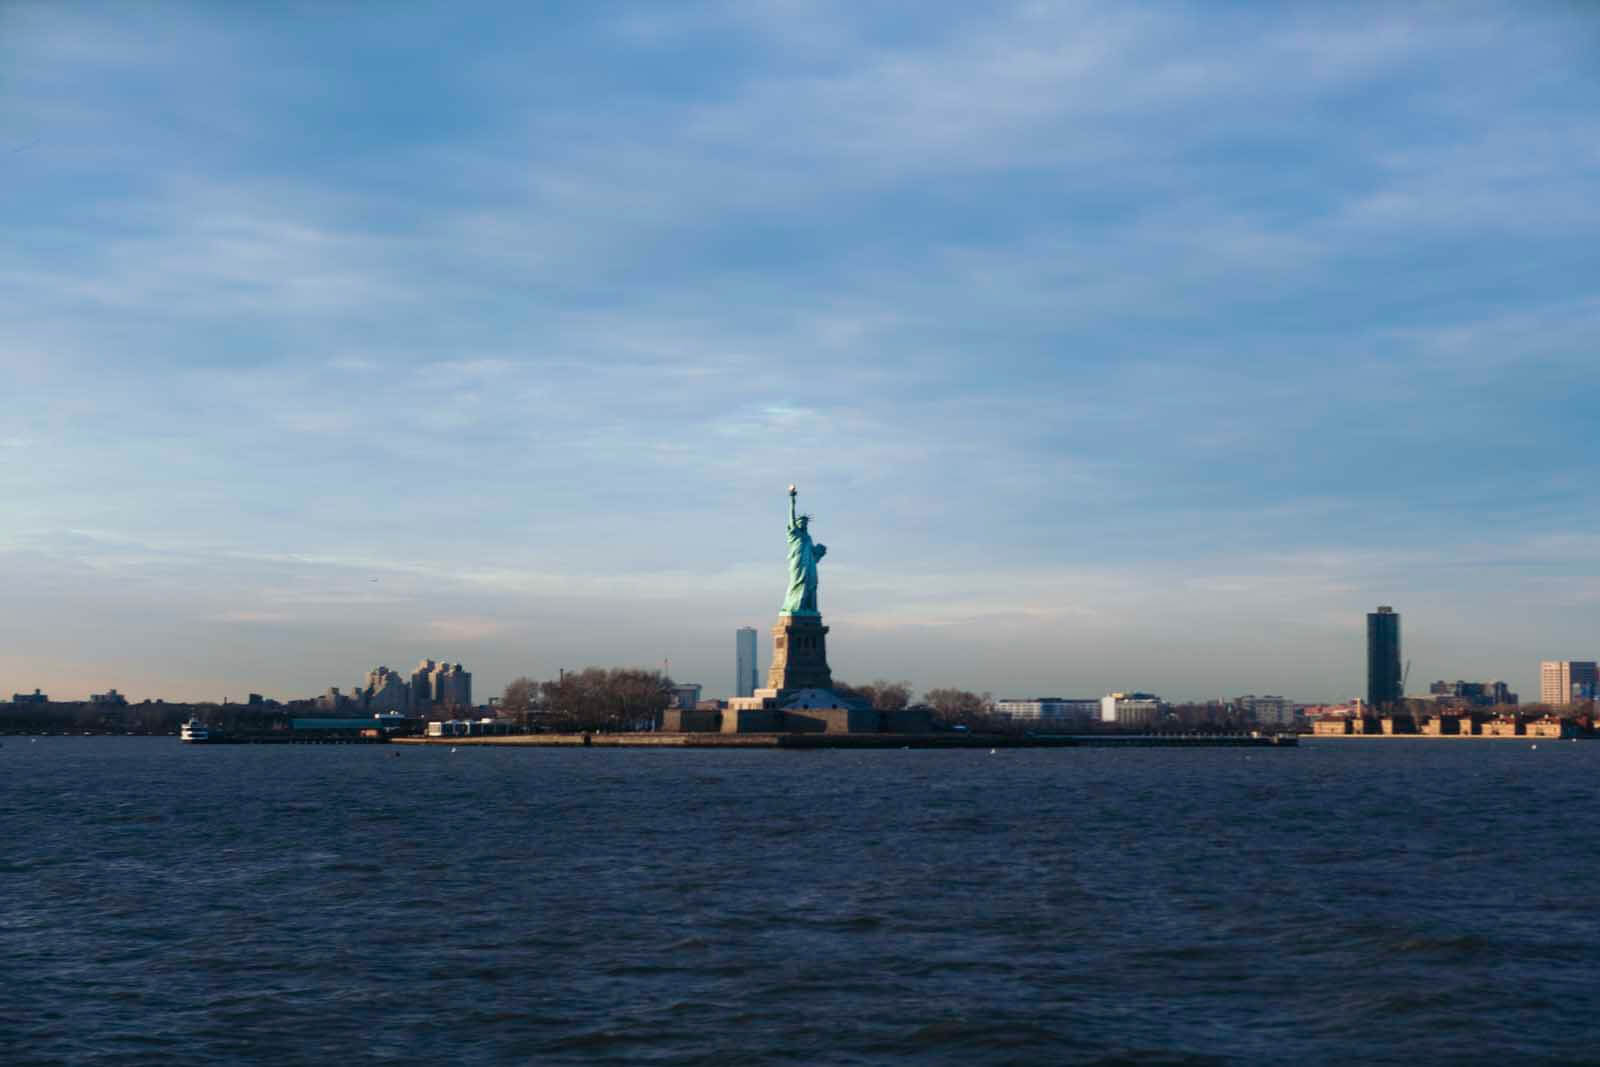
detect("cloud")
[214,610,294,624]
[1380,297,1600,376]
[427,617,509,641]
[1,1,1597,703]
[3,180,415,323]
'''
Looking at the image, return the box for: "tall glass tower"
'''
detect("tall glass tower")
[735,627,758,698]
[1366,606,1402,711]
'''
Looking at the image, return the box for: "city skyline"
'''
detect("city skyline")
[0,610,1568,710]
[4,4,1599,703]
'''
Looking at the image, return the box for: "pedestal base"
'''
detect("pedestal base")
[664,610,929,735]
[766,613,833,691]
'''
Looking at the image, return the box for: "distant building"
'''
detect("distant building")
[994,698,1100,724]
[304,657,470,716]
[1235,694,1294,726]
[1101,692,1162,728]
[1428,680,1517,707]
[735,627,758,698]
[1303,700,1365,719]
[1539,661,1597,706]
[1367,607,1402,711]
[411,659,436,705]
[669,683,702,710]
[12,689,47,704]
[316,686,360,713]
[1490,680,1518,706]
[365,666,412,714]
[89,688,128,707]
[430,662,472,709]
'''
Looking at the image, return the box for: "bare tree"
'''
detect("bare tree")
[839,679,912,711]
[501,677,538,724]
[922,688,990,724]
[540,667,674,732]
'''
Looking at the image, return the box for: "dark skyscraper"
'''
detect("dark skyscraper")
[1367,606,1402,711]
[735,627,758,699]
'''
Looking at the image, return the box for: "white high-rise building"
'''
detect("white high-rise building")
[735,627,758,698]
[1101,692,1162,728]
[1540,660,1597,706]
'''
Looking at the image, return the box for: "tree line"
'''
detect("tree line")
[499,667,676,732]
[497,672,999,731]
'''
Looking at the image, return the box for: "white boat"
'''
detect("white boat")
[179,718,209,743]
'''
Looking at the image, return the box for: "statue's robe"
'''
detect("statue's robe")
[783,522,822,615]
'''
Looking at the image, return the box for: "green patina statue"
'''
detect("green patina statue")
[782,486,826,616]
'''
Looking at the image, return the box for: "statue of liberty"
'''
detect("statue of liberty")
[782,485,826,615]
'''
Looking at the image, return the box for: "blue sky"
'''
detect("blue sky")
[3,1,1598,703]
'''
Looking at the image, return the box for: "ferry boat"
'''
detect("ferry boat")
[179,718,209,743]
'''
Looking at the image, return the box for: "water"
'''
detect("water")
[2,738,1596,1065]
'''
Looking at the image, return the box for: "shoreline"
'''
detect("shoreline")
[391,732,1297,749]
[1303,733,1580,741]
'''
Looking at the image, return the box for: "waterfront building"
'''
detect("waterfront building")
[1235,694,1294,726]
[1539,661,1597,706]
[669,683,702,710]
[735,627,758,698]
[11,689,47,704]
[1419,714,1472,736]
[89,688,128,707]
[1310,702,1382,734]
[994,698,1100,724]
[1100,692,1162,728]
[1302,700,1365,719]
[1366,606,1402,712]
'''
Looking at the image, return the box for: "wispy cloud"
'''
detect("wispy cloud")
[427,617,508,641]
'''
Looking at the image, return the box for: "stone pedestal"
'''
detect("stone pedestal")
[766,613,833,691]
[721,706,785,733]
[656,608,926,736]
[782,706,880,733]
[661,708,722,733]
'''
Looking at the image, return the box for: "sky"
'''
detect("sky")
[3,1,1599,705]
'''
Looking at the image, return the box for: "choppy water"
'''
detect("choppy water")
[2,737,1597,1065]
